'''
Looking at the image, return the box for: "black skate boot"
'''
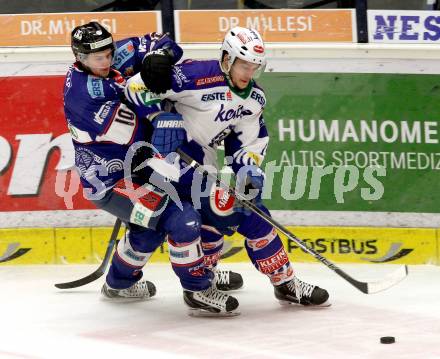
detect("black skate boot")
[214,270,244,291]
[274,277,330,307]
[183,284,240,317]
[101,279,156,300]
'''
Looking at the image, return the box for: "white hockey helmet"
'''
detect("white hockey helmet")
[220,27,266,78]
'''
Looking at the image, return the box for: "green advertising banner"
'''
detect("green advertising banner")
[258,73,440,213]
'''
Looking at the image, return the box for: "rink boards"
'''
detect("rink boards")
[2,46,440,268]
[0,225,437,265]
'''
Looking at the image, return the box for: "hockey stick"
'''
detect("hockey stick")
[54,218,122,289]
[177,149,408,294]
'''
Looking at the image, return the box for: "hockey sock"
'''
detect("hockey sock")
[238,209,294,286]
[200,225,224,270]
[106,231,155,289]
[168,236,213,291]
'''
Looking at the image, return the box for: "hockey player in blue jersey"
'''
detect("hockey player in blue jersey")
[125,27,330,315]
[63,22,242,308]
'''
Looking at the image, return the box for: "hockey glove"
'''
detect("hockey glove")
[150,112,186,156]
[141,49,174,94]
[234,165,265,216]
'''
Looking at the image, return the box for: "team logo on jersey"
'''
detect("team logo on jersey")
[195,75,224,87]
[113,41,135,68]
[173,66,190,87]
[75,148,94,172]
[209,185,235,217]
[87,77,105,98]
[201,92,226,101]
[139,91,161,106]
[75,147,124,178]
[94,101,113,124]
[251,90,265,106]
[214,104,253,122]
[65,68,73,89]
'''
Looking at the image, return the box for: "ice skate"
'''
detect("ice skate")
[274,277,330,307]
[183,284,240,317]
[101,279,156,301]
[214,269,243,291]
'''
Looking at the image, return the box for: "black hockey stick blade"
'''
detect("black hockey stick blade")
[54,218,122,289]
[176,149,409,294]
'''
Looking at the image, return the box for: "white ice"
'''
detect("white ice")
[1,262,439,359]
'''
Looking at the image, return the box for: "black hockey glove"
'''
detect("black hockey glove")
[141,49,174,94]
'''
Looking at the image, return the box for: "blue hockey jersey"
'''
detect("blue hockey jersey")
[63,33,183,197]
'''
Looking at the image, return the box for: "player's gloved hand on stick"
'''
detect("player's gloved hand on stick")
[234,164,265,216]
[150,112,186,156]
[141,48,174,94]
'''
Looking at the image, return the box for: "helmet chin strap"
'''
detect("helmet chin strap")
[75,54,94,73]
[74,59,90,73]
[220,57,236,88]
[219,56,230,73]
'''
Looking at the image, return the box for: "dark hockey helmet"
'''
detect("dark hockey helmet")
[71,21,115,56]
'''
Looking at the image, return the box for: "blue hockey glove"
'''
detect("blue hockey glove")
[150,112,186,156]
[234,165,265,215]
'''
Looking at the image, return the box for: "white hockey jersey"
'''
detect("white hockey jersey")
[125,59,269,172]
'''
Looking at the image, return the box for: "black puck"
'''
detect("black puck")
[380,336,395,344]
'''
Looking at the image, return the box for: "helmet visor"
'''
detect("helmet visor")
[233,59,266,79]
[77,48,115,70]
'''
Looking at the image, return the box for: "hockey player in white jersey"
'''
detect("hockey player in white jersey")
[125,27,329,315]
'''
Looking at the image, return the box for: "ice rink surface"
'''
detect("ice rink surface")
[1,262,439,359]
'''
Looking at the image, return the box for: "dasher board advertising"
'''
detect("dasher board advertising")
[175,9,356,43]
[368,10,440,43]
[0,11,161,47]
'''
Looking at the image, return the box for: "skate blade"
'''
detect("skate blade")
[101,295,153,303]
[278,300,332,308]
[187,308,241,317]
[217,286,244,292]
